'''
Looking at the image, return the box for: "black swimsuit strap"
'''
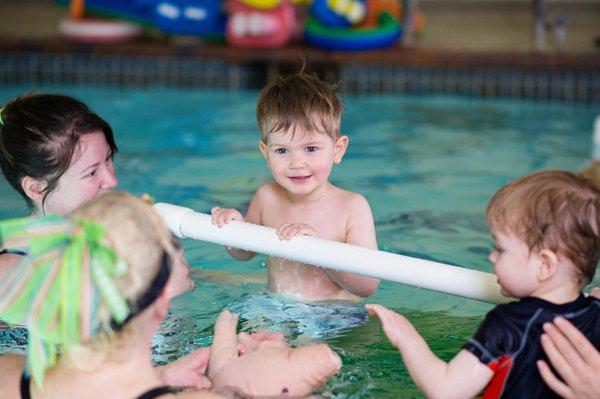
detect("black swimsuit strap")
[136,386,178,399]
[20,372,31,399]
[21,371,176,399]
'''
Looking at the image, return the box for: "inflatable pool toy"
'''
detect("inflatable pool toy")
[356,0,399,29]
[55,0,226,37]
[304,12,401,51]
[154,202,509,304]
[153,0,227,37]
[59,18,142,43]
[310,0,365,28]
[238,0,282,10]
[226,0,295,48]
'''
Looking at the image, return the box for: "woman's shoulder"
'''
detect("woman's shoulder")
[0,354,25,399]
[0,252,22,278]
[174,390,228,399]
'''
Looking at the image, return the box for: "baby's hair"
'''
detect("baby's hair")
[487,170,600,284]
[256,72,343,143]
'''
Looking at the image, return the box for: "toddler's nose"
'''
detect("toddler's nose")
[289,154,306,168]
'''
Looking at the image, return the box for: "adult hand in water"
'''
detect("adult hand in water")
[156,348,212,390]
[208,310,341,397]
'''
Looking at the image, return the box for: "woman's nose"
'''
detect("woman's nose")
[100,165,119,189]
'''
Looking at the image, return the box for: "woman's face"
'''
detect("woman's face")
[167,245,194,298]
[42,131,118,216]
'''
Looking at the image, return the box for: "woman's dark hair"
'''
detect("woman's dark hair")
[0,94,118,209]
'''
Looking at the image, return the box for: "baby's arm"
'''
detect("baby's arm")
[367,304,493,399]
[325,195,379,297]
[210,191,263,261]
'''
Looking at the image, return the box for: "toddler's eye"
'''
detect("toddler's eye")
[493,245,503,253]
[274,148,287,155]
[85,169,97,179]
[305,146,318,152]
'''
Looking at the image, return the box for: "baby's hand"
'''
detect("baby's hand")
[276,223,317,241]
[366,304,410,349]
[211,207,244,228]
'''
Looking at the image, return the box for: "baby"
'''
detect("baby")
[368,170,600,398]
[212,72,379,301]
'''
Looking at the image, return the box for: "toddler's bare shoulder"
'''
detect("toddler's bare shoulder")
[253,182,285,203]
[336,189,371,209]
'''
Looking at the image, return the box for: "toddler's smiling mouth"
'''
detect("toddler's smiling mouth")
[288,175,311,183]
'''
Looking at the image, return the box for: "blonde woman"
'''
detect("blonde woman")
[0,192,222,399]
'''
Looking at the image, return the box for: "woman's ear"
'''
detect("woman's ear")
[334,135,349,164]
[536,249,559,282]
[21,176,46,205]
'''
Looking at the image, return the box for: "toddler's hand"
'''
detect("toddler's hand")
[366,304,409,349]
[276,223,317,241]
[211,207,244,228]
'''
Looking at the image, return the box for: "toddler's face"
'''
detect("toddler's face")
[488,229,540,298]
[259,128,347,198]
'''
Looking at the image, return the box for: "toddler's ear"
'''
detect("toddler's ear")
[258,141,268,161]
[334,135,349,164]
[536,249,558,282]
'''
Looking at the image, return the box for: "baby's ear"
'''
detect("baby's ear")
[536,249,558,282]
[334,135,349,164]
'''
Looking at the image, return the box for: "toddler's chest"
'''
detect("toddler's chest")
[262,206,349,242]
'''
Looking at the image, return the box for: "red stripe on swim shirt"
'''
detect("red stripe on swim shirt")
[482,355,513,399]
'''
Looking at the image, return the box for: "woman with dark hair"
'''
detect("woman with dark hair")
[0,93,191,296]
[0,94,200,387]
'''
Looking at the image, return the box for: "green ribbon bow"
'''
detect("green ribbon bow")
[0,214,130,388]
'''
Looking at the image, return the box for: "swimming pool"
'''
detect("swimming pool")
[1,86,598,397]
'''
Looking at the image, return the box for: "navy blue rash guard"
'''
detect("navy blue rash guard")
[462,295,600,399]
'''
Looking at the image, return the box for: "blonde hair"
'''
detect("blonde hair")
[486,170,600,284]
[65,191,176,368]
[256,72,343,143]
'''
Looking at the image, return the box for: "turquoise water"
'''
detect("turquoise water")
[0,86,598,397]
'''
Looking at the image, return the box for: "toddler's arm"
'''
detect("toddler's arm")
[210,191,264,261]
[367,304,493,399]
[325,195,379,296]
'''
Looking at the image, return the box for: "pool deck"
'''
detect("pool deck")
[0,0,599,100]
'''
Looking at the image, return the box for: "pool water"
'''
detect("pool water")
[0,86,598,397]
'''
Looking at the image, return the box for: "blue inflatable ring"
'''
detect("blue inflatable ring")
[304,12,401,51]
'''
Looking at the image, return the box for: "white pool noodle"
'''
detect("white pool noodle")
[155,202,509,304]
[594,114,600,160]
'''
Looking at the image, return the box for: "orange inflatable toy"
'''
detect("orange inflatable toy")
[357,0,425,35]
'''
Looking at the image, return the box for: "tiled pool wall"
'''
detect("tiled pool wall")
[1,51,598,102]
